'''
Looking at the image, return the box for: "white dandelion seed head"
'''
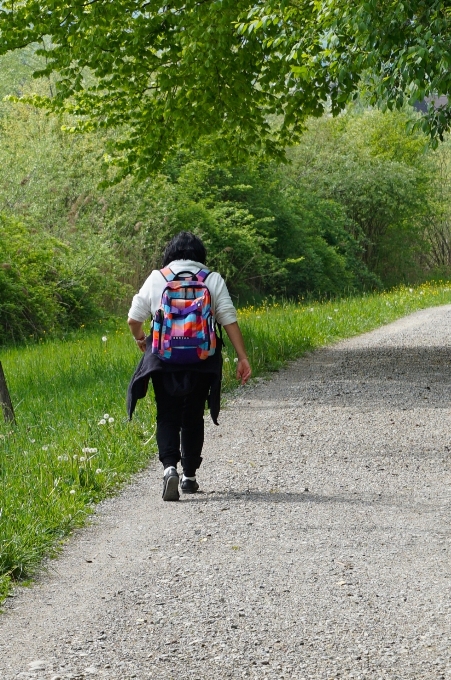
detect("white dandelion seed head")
[95,468,102,474]
[30,439,36,443]
[108,417,114,423]
[79,456,86,462]
[102,336,108,342]
[409,288,413,292]
[327,316,333,320]
[103,413,109,419]
[69,489,76,495]
[334,309,339,312]
[309,308,314,312]
[42,445,49,451]
[73,454,78,460]
[234,358,238,363]
[256,315,261,319]
[224,358,230,362]
[98,419,106,425]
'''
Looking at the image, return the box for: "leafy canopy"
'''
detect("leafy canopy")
[0,0,324,178]
[2,1,451,176]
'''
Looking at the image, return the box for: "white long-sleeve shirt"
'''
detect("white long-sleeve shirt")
[128,260,238,327]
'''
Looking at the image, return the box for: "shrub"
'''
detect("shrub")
[0,214,128,343]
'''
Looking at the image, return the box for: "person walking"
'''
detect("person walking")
[127,231,251,501]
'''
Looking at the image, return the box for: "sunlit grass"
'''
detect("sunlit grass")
[1,281,451,601]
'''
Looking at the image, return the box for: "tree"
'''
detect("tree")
[315,0,451,144]
[0,0,451,176]
[0,1,315,178]
[0,2,353,176]
[282,108,437,285]
[2,1,451,176]
[2,2,451,176]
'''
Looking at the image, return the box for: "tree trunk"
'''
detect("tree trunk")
[0,361,15,423]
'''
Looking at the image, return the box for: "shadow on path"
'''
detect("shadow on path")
[182,489,437,512]
[243,345,451,411]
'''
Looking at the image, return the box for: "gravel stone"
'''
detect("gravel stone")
[1,306,451,679]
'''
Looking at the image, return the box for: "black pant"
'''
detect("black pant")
[151,372,211,477]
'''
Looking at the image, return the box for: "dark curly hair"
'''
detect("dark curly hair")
[162,231,207,267]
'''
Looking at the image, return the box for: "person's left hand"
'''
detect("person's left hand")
[236,358,251,385]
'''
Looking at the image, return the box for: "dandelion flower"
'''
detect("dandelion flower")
[30,439,36,443]
[42,445,49,451]
[73,454,78,460]
[98,419,106,425]
[327,316,333,320]
[95,468,102,475]
[234,358,238,363]
[224,358,230,363]
[69,489,76,495]
[103,413,109,419]
[108,417,114,423]
[102,336,108,342]
[80,456,86,462]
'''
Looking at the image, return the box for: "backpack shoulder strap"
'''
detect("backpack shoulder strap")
[160,267,176,282]
[196,268,211,283]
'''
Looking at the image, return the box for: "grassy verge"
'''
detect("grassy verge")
[1,281,451,601]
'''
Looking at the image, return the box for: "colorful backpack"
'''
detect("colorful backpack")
[151,267,217,363]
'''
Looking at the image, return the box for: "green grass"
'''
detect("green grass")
[1,281,451,601]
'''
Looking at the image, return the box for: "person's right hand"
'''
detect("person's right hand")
[136,337,147,353]
[236,358,251,385]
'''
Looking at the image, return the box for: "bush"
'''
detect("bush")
[276,190,382,296]
[284,109,435,286]
[0,215,62,342]
[0,214,128,343]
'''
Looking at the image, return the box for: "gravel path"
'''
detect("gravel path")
[2,306,451,680]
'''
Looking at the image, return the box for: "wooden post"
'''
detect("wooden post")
[0,361,15,424]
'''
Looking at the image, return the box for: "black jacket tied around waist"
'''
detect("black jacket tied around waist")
[127,335,223,425]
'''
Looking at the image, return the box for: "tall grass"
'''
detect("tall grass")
[1,282,451,601]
